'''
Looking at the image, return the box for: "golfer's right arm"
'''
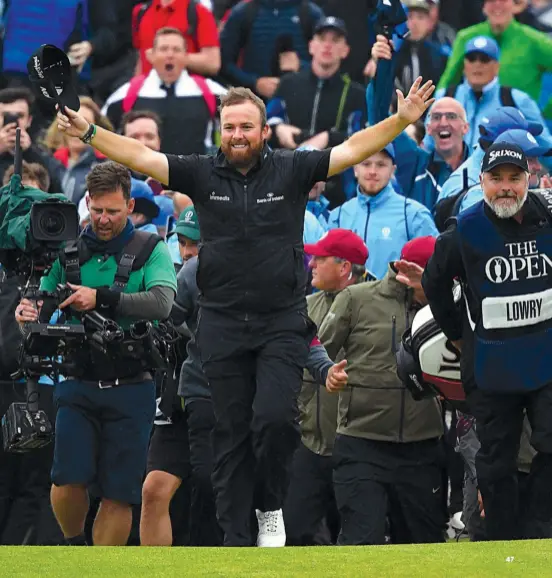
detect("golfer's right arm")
[91,125,169,184]
[57,107,169,185]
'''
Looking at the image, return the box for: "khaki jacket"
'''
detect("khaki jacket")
[299,290,341,456]
[318,267,444,442]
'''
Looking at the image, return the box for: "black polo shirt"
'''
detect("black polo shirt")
[167,146,331,316]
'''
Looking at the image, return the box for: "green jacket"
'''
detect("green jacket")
[437,19,552,118]
[319,267,443,443]
[299,289,341,457]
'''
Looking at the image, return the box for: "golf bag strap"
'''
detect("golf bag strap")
[111,230,163,293]
[530,189,552,225]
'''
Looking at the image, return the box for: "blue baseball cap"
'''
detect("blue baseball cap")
[493,129,552,158]
[382,143,396,163]
[478,107,543,144]
[131,178,160,220]
[152,195,175,227]
[465,36,500,61]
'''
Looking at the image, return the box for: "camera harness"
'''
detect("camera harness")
[61,229,162,291]
[59,230,180,385]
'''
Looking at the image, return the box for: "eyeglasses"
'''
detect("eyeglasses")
[465,52,492,64]
[429,112,462,123]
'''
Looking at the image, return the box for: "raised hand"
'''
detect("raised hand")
[394,259,424,290]
[397,77,436,125]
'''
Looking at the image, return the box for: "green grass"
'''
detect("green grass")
[1,541,551,577]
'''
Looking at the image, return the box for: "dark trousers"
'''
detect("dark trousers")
[283,442,338,545]
[196,308,314,546]
[333,434,447,546]
[187,399,223,546]
[467,383,552,540]
[0,382,55,545]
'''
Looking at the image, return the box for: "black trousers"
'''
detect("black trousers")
[467,383,552,540]
[187,399,223,546]
[0,382,55,545]
[333,434,447,546]
[196,308,314,546]
[283,442,339,545]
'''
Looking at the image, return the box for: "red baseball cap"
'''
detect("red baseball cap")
[304,229,368,265]
[400,236,437,268]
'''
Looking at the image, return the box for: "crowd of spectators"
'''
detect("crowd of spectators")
[1,0,552,546]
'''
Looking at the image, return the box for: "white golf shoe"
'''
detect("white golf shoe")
[256,508,286,547]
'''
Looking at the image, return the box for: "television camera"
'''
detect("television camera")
[0,130,181,453]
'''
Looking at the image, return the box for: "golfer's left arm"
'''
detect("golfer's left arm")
[327,114,409,178]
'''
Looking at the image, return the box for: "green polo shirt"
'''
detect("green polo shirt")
[40,241,177,329]
[437,19,552,118]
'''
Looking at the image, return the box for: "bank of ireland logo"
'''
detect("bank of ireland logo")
[485,256,508,283]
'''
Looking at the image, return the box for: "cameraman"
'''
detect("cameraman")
[15,162,177,546]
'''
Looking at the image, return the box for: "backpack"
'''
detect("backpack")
[433,168,477,232]
[134,0,200,43]
[445,84,516,108]
[122,73,217,118]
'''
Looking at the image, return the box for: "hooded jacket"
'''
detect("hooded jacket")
[318,266,444,442]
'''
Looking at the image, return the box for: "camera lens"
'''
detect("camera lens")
[39,210,65,237]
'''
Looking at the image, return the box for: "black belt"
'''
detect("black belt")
[68,372,152,389]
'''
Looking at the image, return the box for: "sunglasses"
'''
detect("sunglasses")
[465,52,492,64]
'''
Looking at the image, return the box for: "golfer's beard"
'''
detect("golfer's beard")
[484,190,528,219]
[222,140,264,169]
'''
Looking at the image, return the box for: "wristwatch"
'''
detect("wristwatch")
[80,123,96,144]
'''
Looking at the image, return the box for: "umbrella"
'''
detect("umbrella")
[370,0,408,124]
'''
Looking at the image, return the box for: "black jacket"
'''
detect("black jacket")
[167,146,331,316]
[172,256,210,403]
[269,68,366,148]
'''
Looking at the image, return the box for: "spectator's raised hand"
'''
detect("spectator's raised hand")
[279,51,301,74]
[394,259,424,290]
[397,77,435,124]
[68,41,93,68]
[0,122,17,154]
[275,124,302,149]
[540,174,552,189]
[256,77,280,99]
[18,127,32,151]
[371,34,394,63]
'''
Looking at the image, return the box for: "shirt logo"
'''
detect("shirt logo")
[257,192,284,204]
[485,240,552,283]
[381,227,391,239]
[209,191,230,202]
